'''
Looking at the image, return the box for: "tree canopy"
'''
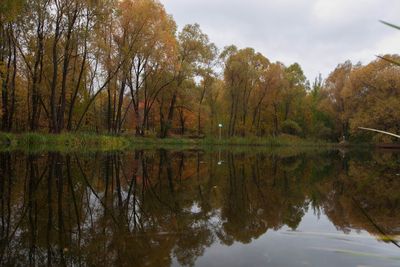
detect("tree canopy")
[0,0,399,142]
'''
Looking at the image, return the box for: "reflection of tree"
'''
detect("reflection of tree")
[322,151,400,243]
[0,149,400,266]
[216,152,311,245]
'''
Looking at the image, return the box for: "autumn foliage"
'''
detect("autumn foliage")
[0,0,399,141]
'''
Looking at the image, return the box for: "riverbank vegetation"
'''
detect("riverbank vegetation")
[1,0,399,144]
[0,132,334,152]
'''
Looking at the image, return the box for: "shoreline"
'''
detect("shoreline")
[0,132,375,152]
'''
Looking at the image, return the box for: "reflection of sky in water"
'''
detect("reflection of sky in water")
[173,204,400,267]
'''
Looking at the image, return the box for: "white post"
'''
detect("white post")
[218,124,223,140]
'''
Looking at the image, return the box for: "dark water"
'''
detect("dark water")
[0,148,399,266]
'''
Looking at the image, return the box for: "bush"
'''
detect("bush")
[315,125,333,140]
[281,120,302,136]
[0,133,12,145]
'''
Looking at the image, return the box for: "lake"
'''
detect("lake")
[0,148,399,266]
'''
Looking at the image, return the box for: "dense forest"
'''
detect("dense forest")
[1,0,399,141]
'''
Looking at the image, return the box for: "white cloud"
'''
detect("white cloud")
[161,0,400,80]
[312,0,376,23]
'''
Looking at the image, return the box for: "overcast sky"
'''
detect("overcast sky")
[161,0,400,81]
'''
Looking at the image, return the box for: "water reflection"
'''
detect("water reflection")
[0,149,399,266]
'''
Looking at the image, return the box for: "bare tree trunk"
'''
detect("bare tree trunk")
[107,83,112,133]
[178,108,185,135]
[197,84,206,136]
[1,24,11,131]
[50,9,63,133]
[160,92,177,138]
[115,78,126,133]
[273,102,279,136]
[228,91,235,136]
[58,7,78,132]
[67,40,88,131]
[7,28,16,131]
[30,8,45,131]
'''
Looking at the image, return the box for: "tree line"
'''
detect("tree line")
[1,0,399,141]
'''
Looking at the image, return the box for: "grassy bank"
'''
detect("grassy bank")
[0,132,335,152]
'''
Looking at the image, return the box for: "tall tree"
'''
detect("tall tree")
[222,47,269,136]
[320,61,353,140]
[159,23,215,138]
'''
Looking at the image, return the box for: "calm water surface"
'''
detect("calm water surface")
[0,148,399,266]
